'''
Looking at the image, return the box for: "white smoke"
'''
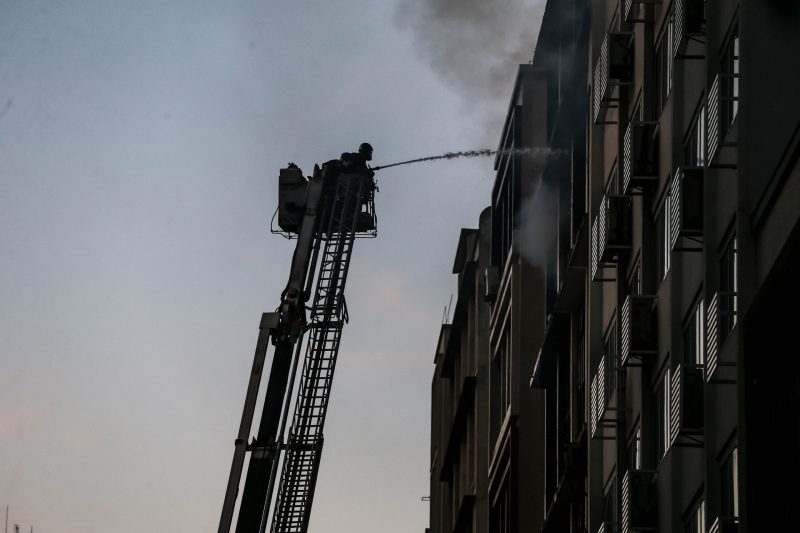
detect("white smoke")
[517,178,557,269]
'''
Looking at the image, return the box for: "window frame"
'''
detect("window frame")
[683,294,706,367]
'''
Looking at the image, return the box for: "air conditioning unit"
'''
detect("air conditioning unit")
[670,364,704,445]
[278,164,309,233]
[670,167,704,251]
[621,295,658,367]
[709,516,739,533]
[622,469,657,532]
[623,121,659,193]
[484,265,500,302]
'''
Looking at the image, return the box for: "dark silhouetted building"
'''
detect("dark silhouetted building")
[428,1,800,532]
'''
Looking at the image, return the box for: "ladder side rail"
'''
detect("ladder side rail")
[225,170,329,533]
[218,313,277,533]
[269,175,366,533]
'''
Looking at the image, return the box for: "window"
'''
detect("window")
[720,447,740,519]
[628,261,642,296]
[629,425,643,470]
[606,161,620,196]
[721,23,740,129]
[603,476,618,527]
[655,4,675,114]
[576,310,586,427]
[685,499,706,533]
[683,297,706,366]
[491,334,512,442]
[656,368,671,460]
[655,196,672,284]
[491,484,511,533]
[604,321,619,397]
[685,104,707,167]
[719,231,738,338]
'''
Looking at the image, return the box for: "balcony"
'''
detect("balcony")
[621,295,658,367]
[673,0,705,60]
[591,195,633,281]
[593,31,633,124]
[669,364,704,447]
[622,121,659,194]
[669,167,704,252]
[705,291,737,384]
[621,469,657,533]
[590,355,620,439]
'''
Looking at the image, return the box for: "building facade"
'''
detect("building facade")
[428,1,800,532]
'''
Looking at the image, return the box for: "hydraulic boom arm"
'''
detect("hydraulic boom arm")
[218,162,376,533]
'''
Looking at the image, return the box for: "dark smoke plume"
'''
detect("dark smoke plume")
[395,0,545,137]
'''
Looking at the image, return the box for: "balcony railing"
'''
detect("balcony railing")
[707,74,721,162]
[706,291,737,384]
[622,469,657,533]
[621,295,658,367]
[669,364,704,447]
[673,0,705,59]
[670,167,704,252]
[593,32,633,123]
[590,355,619,439]
[622,121,659,194]
[591,195,633,281]
[706,73,739,168]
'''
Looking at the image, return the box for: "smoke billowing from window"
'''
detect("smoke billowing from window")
[395,0,545,139]
[517,179,557,268]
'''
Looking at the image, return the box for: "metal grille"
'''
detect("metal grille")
[590,360,601,437]
[599,195,609,262]
[669,171,681,251]
[621,470,631,533]
[623,122,633,193]
[709,517,720,533]
[706,292,719,381]
[591,210,600,281]
[621,296,632,367]
[270,174,366,533]
[624,0,635,22]
[669,366,680,447]
[707,74,721,163]
[590,355,617,438]
[673,0,685,58]
[670,365,704,445]
[594,33,610,123]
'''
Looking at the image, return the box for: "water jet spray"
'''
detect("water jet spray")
[371,147,565,172]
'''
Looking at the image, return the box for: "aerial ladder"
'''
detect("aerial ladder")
[217,159,377,533]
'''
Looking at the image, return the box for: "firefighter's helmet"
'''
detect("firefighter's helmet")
[358,143,373,161]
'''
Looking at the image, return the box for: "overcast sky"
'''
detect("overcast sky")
[0,2,542,531]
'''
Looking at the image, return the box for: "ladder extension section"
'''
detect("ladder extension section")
[270,174,365,533]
